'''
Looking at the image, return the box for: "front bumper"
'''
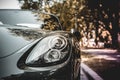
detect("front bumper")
[2,60,73,80]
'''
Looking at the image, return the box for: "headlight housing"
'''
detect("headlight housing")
[25,35,70,67]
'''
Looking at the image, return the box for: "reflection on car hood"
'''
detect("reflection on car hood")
[0,25,46,58]
[16,23,44,28]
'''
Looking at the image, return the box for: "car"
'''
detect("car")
[0,9,80,80]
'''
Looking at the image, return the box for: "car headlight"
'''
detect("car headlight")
[25,35,70,67]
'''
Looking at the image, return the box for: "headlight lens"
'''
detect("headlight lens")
[49,36,67,49]
[25,35,70,67]
[44,49,61,62]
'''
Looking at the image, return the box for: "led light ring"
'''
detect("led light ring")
[44,49,61,62]
[48,35,68,50]
[52,37,65,48]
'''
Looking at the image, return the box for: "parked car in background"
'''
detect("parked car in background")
[0,9,80,80]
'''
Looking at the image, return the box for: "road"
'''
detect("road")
[81,49,120,80]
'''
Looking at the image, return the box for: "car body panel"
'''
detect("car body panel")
[0,25,42,77]
[0,25,42,58]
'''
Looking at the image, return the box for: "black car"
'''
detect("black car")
[0,9,80,80]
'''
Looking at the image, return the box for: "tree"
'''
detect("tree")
[87,0,120,48]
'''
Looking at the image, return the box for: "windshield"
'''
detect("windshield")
[0,9,62,30]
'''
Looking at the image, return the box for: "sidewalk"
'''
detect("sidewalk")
[81,48,120,61]
[81,48,118,54]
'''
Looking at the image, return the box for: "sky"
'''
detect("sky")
[0,0,21,9]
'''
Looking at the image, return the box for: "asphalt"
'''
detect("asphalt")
[80,48,120,80]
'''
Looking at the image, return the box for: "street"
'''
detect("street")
[81,49,120,80]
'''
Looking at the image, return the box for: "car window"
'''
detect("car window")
[0,9,62,30]
[0,10,41,25]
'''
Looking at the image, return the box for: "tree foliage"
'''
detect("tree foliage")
[18,0,120,48]
[87,0,120,48]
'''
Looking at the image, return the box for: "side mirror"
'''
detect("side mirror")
[39,12,63,30]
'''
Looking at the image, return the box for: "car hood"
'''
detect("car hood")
[0,25,47,59]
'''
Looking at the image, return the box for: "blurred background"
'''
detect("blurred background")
[0,0,120,50]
